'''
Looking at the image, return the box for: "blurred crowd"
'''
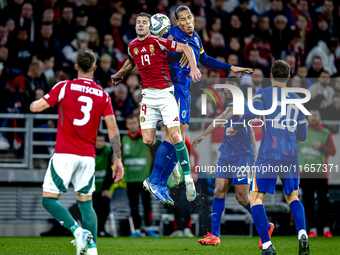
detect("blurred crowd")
[0,0,340,149]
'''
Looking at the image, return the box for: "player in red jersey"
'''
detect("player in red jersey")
[30,49,123,255]
[111,12,201,205]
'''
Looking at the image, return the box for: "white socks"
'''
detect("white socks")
[185,174,192,183]
[262,241,272,250]
[73,227,83,238]
[298,229,308,240]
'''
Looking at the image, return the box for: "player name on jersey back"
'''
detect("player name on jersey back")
[128,34,177,89]
[70,83,104,97]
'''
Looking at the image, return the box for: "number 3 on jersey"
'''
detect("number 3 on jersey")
[141,54,150,65]
[74,96,93,126]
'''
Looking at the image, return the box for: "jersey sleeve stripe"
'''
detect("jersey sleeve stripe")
[156,39,167,51]
[299,119,307,124]
[253,94,262,99]
[58,83,67,102]
[200,47,204,54]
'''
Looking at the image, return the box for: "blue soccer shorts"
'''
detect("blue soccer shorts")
[250,158,299,195]
[215,154,255,185]
[173,82,190,124]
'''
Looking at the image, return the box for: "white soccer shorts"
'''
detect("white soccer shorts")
[139,86,180,129]
[42,153,95,195]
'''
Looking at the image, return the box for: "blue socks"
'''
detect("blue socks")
[211,197,225,237]
[149,141,174,185]
[251,205,270,244]
[244,203,271,230]
[159,146,178,187]
[290,200,306,231]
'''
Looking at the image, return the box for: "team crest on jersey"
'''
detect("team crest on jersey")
[167,35,173,40]
[140,116,146,122]
[149,44,154,53]
[134,47,139,55]
[194,37,200,47]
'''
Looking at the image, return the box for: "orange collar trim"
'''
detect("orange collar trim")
[273,84,286,88]
[178,25,193,37]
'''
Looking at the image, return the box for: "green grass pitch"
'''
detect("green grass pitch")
[0,236,339,254]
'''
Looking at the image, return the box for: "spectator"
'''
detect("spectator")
[84,0,103,29]
[42,8,54,23]
[102,12,126,53]
[132,89,142,116]
[262,0,296,28]
[191,0,215,20]
[156,0,169,15]
[62,31,89,64]
[86,26,101,55]
[111,83,135,118]
[42,55,55,90]
[322,95,340,133]
[271,14,292,59]
[314,0,334,34]
[299,107,336,238]
[75,5,89,32]
[292,0,313,31]
[7,27,36,74]
[3,0,24,22]
[55,62,74,84]
[243,37,272,68]
[194,15,209,42]
[6,18,16,33]
[53,5,77,48]
[254,16,272,39]
[93,132,114,237]
[333,77,340,95]
[227,14,248,42]
[126,74,141,95]
[227,54,239,66]
[294,11,315,54]
[0,24,9,46]
[233,0,258,32]
[101,34,125,70]
[122,115,157,237]
[227,37,245,65]
[296,65,312,88]
[122,13,137,47]
[94,54,115,88]
[306,37,338,76]
[309,71,334,107]
[35,22,65,70]
[308,56,324,78]
[212,0,229,32]
[204,17,226,57]
[286,54,297,76]
[18,2,36,44]
[244,48,269,76]
[241,68,265,99]
[314,14,331,44]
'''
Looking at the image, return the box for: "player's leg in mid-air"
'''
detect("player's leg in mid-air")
[141,87,196,204]
[42,154,96,255]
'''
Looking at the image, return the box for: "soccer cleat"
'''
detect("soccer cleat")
[71,229,93,255]
[198,232,220,246]
[169,230,184,237]
[185,175,196,202]
[144,230,159,237]
[308,230,318,238]
[184,228,195,237]
[262,245,276,255]
[323,230,333,238]
[129,232,142,237]
[259,223,275,249]
[160,187,174,206]
[143,178,167,204]
[299,234,310,255]
[86,248,98,255]
[171,162,181,186]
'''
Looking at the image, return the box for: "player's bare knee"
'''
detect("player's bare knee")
[214,186,226,198]
[284,194,299,205]
[235,192,249,207]
[170,131,182,144]
[143,137,155,147]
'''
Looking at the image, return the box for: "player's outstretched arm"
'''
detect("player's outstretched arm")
[175,43,201,82]
[199,51,253,74]
[104,114,124,182]
[30,98,51,113]
[111,59,136,85]
[192,107,233,148]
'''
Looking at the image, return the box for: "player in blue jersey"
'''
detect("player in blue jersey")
[227,60,309,255]
[191,77,272,245]
[157,5,253,202]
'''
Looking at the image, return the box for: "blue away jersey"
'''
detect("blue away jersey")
[219,99,255,157]
[254,85,306,161]
[163,25,204,88]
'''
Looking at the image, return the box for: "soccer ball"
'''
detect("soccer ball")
[150,13,171,36]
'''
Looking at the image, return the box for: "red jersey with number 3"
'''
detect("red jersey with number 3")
[43,78,114,158]
[128,34,178,89]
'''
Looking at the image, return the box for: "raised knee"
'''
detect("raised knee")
[171,132,182,144]
[143,137,155,147]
